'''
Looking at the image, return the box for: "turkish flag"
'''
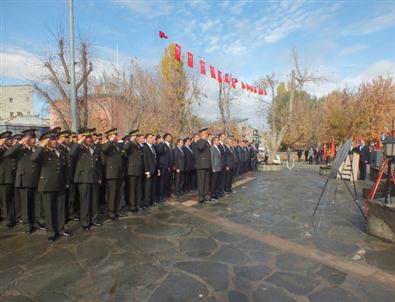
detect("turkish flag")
[210,65,216,79]
[187,51,193,68]
[253,87,257,93]
[258,88,263,95]
[224,74,229,83]
[200,60,206,75]
[159,31,168,39]
[231,78,236,88]
[175,44,181,62]
[331,139,336,157]
[218,70,222,83]
[241,82,245,89]
[263,89,267,95]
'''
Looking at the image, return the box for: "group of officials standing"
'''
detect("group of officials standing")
[0,127,258,242]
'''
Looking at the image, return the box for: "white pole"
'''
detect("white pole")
[69,0,79,131]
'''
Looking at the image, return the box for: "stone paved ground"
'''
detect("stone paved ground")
[1,164,395,302]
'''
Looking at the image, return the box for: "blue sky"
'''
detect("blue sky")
[1,0,394,127]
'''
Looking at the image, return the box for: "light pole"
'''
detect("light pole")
[69,0,79,131]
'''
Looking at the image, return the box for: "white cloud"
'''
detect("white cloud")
[113,0,173,18]
[0,46,44,81]
[338,44,368,57]
[342,12,395,36]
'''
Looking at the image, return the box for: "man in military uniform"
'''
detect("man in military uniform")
[58,130,79,222]
[70,128,102,230]
[217,133,227,197]
[5,129,42,234]
[0,131,17,228]
[102,128,125,220]
[32,130,71,242]
[195,128,212,203]
[12,133,23,224]
[124,130,144,212]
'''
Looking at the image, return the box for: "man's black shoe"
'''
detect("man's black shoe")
[34,223,46,230]
[48,236,56,243]
[91,222,102,227]
[83,226,90,231]
[117,212,127,217]
[59,230,71,237]
[72,217,80,222]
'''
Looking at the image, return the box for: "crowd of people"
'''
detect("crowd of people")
[0,127,258,242]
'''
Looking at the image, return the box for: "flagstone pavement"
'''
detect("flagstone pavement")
[1,164,395,302]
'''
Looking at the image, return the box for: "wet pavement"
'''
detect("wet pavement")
[1,164,395,301]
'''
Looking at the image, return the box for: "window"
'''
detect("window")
[9,97,13,103]
[27,111,30,115]
[10,112,14,117]
[17,112,23,116]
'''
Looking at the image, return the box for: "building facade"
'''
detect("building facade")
[0,85,34,120]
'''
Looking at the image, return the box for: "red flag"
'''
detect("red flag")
[175,44,181,62]
[263,89,267,96]
[218,70,222,83]
[200,60,206,75]
[224,73,229,83]
[253,87,257,93]
[231,78,236,89]
[323,144,327,160]
[210,65,217,79]
[159,31,168,39]
[187,51,193,68]
[210,65,216,79]
[258,88,263,95]
[241,82,245,89]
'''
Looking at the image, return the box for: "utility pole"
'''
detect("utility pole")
[69,0,79,131]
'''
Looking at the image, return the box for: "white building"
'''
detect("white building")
[0,85,34,120]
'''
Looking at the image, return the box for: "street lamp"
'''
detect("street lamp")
[382,136,395,204]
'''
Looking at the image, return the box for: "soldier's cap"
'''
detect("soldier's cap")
[121,135,130,141]
[105,128,118,136]
[71,132,77,138]
[95,133,103,138]
[59,130,71,138]
[78,127,92,136]
[90,128,97,135]
[199,127,208,133]
[39,130,58,141]
[13,133,23,140]
[128,129,139,136]
[0,131,13,139]
[51,126,61,134]
[21,128,37,138]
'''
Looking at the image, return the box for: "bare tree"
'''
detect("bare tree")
[33,37,93,130]
[217,76,236,133]
[256,49,323,162]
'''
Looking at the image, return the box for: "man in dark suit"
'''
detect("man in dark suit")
[224,138,236,192]
[217,133,227,197]
[183,137,195,193]
[190,134,200,190]
[173,138,186,198]
[156,133,173,201]
[234,140,241,179]
[70,128,103,230]
[124,131,144,212]
[355,139,370,180]
[143,133,160,207]
[210,136,222,199]
[5,128,42,234]
[32,130,71,242]
[0,131,17,228]
[102,128,125,220]
[195,128,212,203]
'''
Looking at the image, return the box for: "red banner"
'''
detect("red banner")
[175,44,181,62]
[187,51,193,68]
[224,73,229,83]
[200,60,206,75]
[210,65,216,79]
[218,70,222,83]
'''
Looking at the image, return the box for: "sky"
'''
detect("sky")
[1,0,394,129]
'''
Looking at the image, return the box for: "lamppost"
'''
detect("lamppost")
[382,136,395,204]
[69,0,79,132]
